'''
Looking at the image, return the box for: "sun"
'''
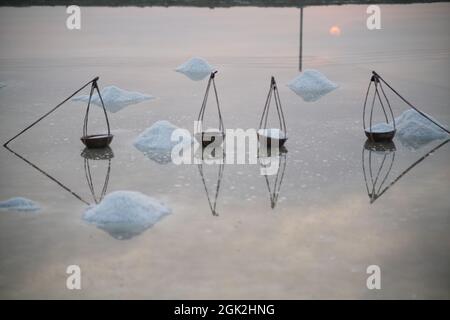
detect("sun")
[329,26,341,36]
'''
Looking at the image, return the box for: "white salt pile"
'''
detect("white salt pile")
[83,191,171,240]
[175,57,214,81]
[395,109,449,149]
[0,197,40,212]
[134,120,192,164]
[368,109,449,149]
[73,85,154,113]
[288,69,338,102]
[257,128,286,140]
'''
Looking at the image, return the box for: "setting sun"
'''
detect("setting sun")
[329,25,342,36]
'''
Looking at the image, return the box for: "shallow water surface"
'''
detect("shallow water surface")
[0,4,449,299]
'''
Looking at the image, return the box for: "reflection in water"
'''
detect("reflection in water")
[362,141,396,203]
[362,139,449,203]
[196,146,225,216]
[4,145,89,205]
[142,148,173,165]
[81,147,113,204]
[93,220,149,240]
[259,146,287,209]
[3,145,113,206]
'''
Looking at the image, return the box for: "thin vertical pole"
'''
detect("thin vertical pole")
[299,6,303,72]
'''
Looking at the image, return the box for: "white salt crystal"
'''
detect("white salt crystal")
[365,122,394,133]
[134,120,192,164]
[396,109,449,149]
[73,85,154,113]
[83,191,171,240]
[288,69,338,102]
[0,197,40,212]
[175,57,214,81]
[257,128,286,140]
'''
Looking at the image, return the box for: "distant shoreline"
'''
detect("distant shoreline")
[0,0,448,8]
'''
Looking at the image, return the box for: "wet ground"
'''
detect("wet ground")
[0,3,449,298]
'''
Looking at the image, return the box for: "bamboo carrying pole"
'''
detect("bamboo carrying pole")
[3,77,100,148]
[372,71,450,135]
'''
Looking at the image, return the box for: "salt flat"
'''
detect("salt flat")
[0,3,449,299]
